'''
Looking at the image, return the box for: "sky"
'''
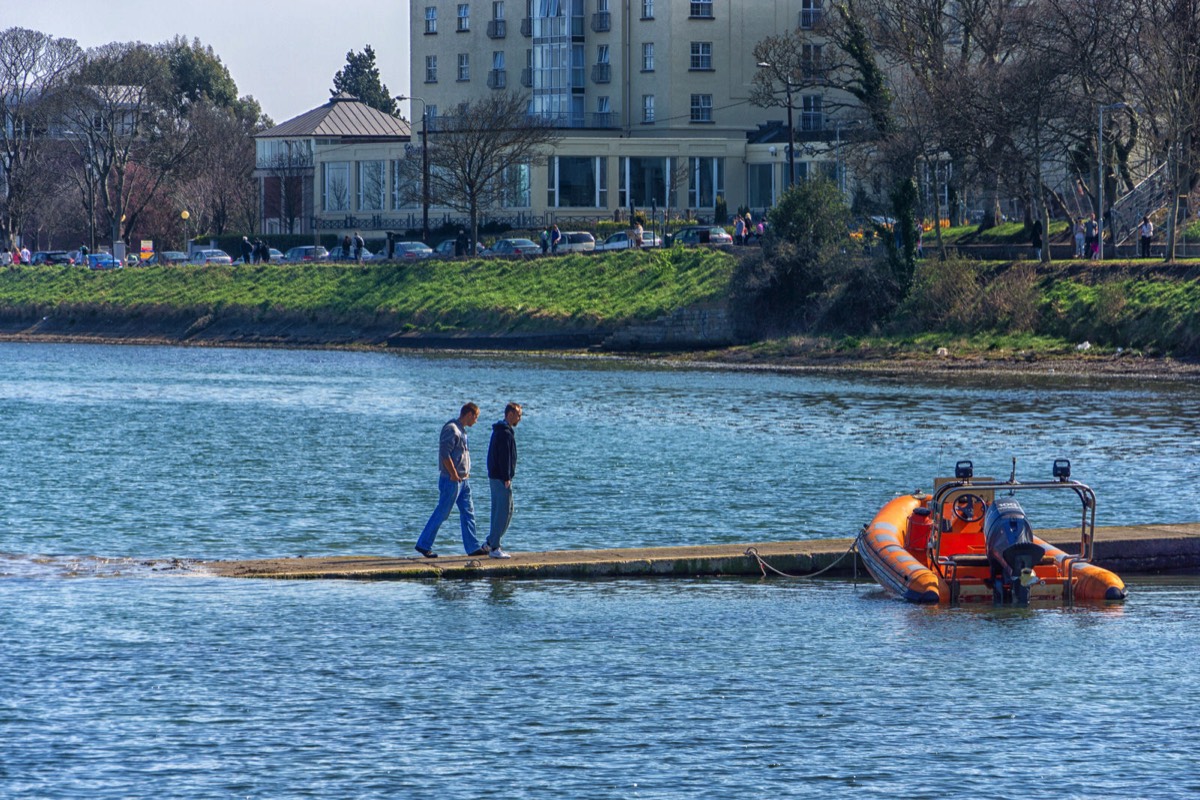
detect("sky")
[1,0,415,123]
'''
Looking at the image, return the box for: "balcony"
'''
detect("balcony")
[800,112,824,132]
[488,69,508,89]
[591,11,611,31]
[591,63,611,83]
[487,19,507,38]
[527,111,621,129]
[800,8,824,28]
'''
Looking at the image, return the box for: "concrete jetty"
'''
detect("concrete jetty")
[202,523,1200,581]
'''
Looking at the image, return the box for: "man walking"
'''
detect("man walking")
[414,402,489,558]
[485,403,522,559]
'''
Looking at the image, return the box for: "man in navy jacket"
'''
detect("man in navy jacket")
[485,403,522,558]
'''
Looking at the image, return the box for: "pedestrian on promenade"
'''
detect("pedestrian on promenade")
[734,215,745,246]
[342,234,351,260]
[240,236,254,264]
[1074,221,1086,258]
[353,231,364,262]
[550,224,562,254]
[1139,216,1154,258]
[485,402,522,559]
[1085,214,1098,259]
[455,229,468,257]
[1031,219,1043,261]
[415,402,488,558]
[633,221,643,249]
[540,228,549,254]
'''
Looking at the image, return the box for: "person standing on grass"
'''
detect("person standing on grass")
[1139,216,1154,258]
[414,402,489,558]
[485,403,522,559]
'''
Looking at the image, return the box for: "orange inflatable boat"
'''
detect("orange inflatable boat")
[859,460,1127,604]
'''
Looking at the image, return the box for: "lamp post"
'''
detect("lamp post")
[180,210,190,254]
[397,94,430,245]
[1097,102,1129,260]
[757,62,796,190]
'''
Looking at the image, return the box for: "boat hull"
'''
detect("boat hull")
[861,494,1126,604]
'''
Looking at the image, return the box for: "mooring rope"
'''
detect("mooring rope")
[745,531,864,580]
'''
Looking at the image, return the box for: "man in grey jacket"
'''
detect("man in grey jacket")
[414,402,488,557]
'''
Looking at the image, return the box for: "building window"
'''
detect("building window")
[425,55,438,83]
[323,162,350,211]
[493,0,505,18]
[689,0,713,18]
[642,94,655,123]
[801,94,823,130]
[800,0,823,29]
[458,3,470,30]
[641,42,654,71]
[746,163,775,208]
[425,6,438,33]
[641,0,653,18]
[619,156,672,208]
[458,53,470,81]
[597,0,609,10]
[547,156,607,207]
[802,44,823,79]
[690,94,713,123]
[597,44,609,64]
[688,157,724,208]
[391,161,410,210]
[502,163,531,207]
[690,42,712,70]
[358,161,385,211]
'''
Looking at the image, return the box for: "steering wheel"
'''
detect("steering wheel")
[952,494,987,522]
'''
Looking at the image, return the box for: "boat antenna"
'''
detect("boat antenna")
[1008,456,1017,493]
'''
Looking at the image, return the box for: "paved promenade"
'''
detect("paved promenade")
[202,523,1200,581]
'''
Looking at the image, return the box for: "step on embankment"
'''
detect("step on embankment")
[200,524,1200,581]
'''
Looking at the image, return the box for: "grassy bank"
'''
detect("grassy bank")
[0,249,735,336]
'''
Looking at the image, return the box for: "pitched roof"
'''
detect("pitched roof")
[258,92,410,139]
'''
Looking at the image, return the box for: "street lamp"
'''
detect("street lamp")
[757,61,796,190]
[180,210,190,254]
[1097,101,1129,260]
[397,94,430,245]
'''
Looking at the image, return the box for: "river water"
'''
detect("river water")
[2,343,1198,798]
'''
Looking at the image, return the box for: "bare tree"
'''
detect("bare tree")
[260,140,312,234]
[400,91,561,247]
[0,27,82,248]
[60,42,197,251]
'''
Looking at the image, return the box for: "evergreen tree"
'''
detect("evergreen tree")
[331,46,396,115]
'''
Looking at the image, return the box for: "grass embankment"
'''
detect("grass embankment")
[0,249,734,341]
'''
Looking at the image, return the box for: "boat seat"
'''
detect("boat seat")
[948,554,1058,568]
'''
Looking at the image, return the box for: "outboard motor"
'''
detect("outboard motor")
[984,497,1045,604]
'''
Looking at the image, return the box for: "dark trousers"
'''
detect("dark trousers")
[1140,237,1152,258]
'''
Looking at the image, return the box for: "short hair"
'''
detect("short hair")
[505,402,523,417]
[460,402,479,417]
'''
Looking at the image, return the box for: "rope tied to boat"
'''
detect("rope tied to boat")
[744,531,864,580]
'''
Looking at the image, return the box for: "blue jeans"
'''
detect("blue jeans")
[416,475,481,553]
[487,479,514,551]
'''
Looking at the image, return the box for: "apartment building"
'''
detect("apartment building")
[411,0,848,220]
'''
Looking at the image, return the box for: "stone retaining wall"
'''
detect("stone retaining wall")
[603,301,735,351]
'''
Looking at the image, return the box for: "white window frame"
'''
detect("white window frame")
[323,162,351,212]
[425,55,438,83]
[458,53,470,81]
[689,0,713,18]
[642,94,655,123]
[642,42,654,71]
[358,161,385,211]
[458,3,470,30]
[690,42,712,71]
[690,94,713,123]
[641,0,654,18]
[425,6,438,32]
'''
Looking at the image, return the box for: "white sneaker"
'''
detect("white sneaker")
[489,548,512,559]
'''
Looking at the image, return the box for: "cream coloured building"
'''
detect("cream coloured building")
[410,0,851,223]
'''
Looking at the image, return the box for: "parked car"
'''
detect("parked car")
[432,239,486,258]
[595,231,663,251]
[327,244,374,261]
[558,231,596,253]
[31,250,74,265]
[672,225,733,246]
[485,238,541,257]
[283,245,329,263]
[389,241,434,260]
[87,254,121,270]
[266,248,285,264]
[147,251,188,265]
[190,249,233,265]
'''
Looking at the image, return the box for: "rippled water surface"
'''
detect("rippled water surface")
[2,343,1199,798]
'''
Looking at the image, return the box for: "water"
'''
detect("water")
[2,343,1199,798]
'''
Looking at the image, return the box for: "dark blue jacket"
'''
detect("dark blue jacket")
[487,419,517,481]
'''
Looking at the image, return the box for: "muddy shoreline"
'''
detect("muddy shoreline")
[2,317,1199,378]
